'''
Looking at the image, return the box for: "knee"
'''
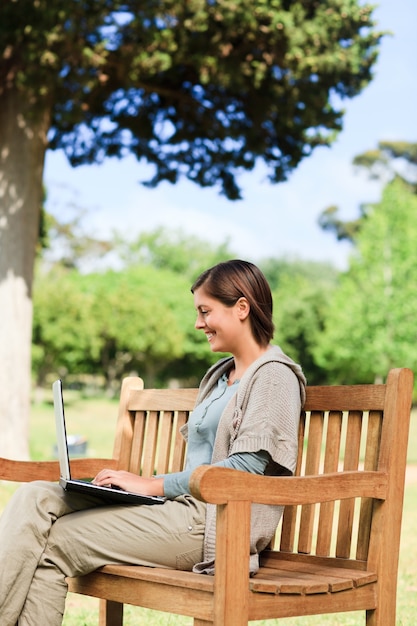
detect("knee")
[11,481,62,514]
[19,480,60,499]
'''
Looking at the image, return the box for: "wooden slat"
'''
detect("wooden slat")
[89,564,215,590]
[316,411,343,556]
[254,557,377,594]
[336,410,363,558]
[260,550,368,572]
[112,377,143,469]
[170,411,188,473]
[155,411,174,475]
[304,385,386,412]
[298,411,324,554]
[251,568,329,595]
[141,411,159,476]
[254,565,351,594]
[279,413,306,552]
[127,388,198,412]
[128,411,146,474]
[69,569,215,622]
[363,410,382,472]
[357,410,382,560]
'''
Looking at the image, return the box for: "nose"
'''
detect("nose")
[195,312,205,330]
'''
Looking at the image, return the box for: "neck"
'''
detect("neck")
[229,343,270,383]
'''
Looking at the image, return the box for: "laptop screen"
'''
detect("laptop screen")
[53,379,72,481]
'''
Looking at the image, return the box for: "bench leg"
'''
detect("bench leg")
[366,606,395,626]
[99,599,123,626]
[194,621,213,626]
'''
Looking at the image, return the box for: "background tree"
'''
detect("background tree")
[113,226,235,279]
[42,209,113,270]
[32,268,101,386]
[33,265,197,390]
[318,140,417,242]
[314,178,417,385]
[261,258,338,383]
[32,259,219,391]
[352,140,417,186]
[33,228,342,390]
[0,0,383,457]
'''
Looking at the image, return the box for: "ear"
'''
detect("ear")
[236,297,250,320]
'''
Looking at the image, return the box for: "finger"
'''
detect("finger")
[93,469,113,484]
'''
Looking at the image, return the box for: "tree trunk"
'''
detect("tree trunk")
[0,87,50,459]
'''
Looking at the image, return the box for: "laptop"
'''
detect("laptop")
[52,379,165,505]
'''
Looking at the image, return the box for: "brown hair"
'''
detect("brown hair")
[191,259,274,346]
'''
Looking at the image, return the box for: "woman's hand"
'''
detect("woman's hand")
[92,469,164,497]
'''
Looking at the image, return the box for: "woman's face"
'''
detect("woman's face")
[193,287,249,354]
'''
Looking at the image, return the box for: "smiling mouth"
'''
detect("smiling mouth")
[206,332,215,341]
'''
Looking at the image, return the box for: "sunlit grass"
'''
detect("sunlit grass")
[29,390,119,461]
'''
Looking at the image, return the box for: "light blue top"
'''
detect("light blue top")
[162,373,269,498]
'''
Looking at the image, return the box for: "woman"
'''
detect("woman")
[0,259,306,625]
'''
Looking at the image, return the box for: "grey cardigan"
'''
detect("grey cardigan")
[183,345,306,575]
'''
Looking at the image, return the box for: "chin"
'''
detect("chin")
[211,344,227,354]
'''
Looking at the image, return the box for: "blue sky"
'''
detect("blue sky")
[44,0,417,270]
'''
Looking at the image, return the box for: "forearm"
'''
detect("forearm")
[216,449,270,474]
[162,450,270,498]
[93,469,165,496]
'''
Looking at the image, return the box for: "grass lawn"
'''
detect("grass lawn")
[0,394,416,625]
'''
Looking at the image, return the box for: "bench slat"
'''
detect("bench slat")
[127,388,198,412]
[357,410,383,560]
[304,385,386,411]
[298,410,324,554]
[316,411,343,556]
[336,410,363,558]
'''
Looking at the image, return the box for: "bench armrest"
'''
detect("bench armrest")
[189,465,388,506]
[0,457,117,482]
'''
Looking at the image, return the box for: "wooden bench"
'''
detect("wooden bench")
[0,367,413,626]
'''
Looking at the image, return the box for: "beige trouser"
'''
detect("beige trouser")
[0,481,206,626]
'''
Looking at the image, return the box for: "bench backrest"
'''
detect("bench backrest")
[113,379,197,476]
[113,368,412,573]
[280,381,388,562]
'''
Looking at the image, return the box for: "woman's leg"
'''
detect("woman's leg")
[0,481,103,626]
[18,494,206,626]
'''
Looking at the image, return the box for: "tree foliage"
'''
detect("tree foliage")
[113,226,235,278]
[32,263,212,389]
[352,140,417,184]
[33,224,235,389]
[32,241,340,389]
[2,0,384,199]
[318,140,417,242]
[40,208,113,269]
[261,258,338,383]
[318,204,365,243]
[314,178,417,383]
[32,268,103,389]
